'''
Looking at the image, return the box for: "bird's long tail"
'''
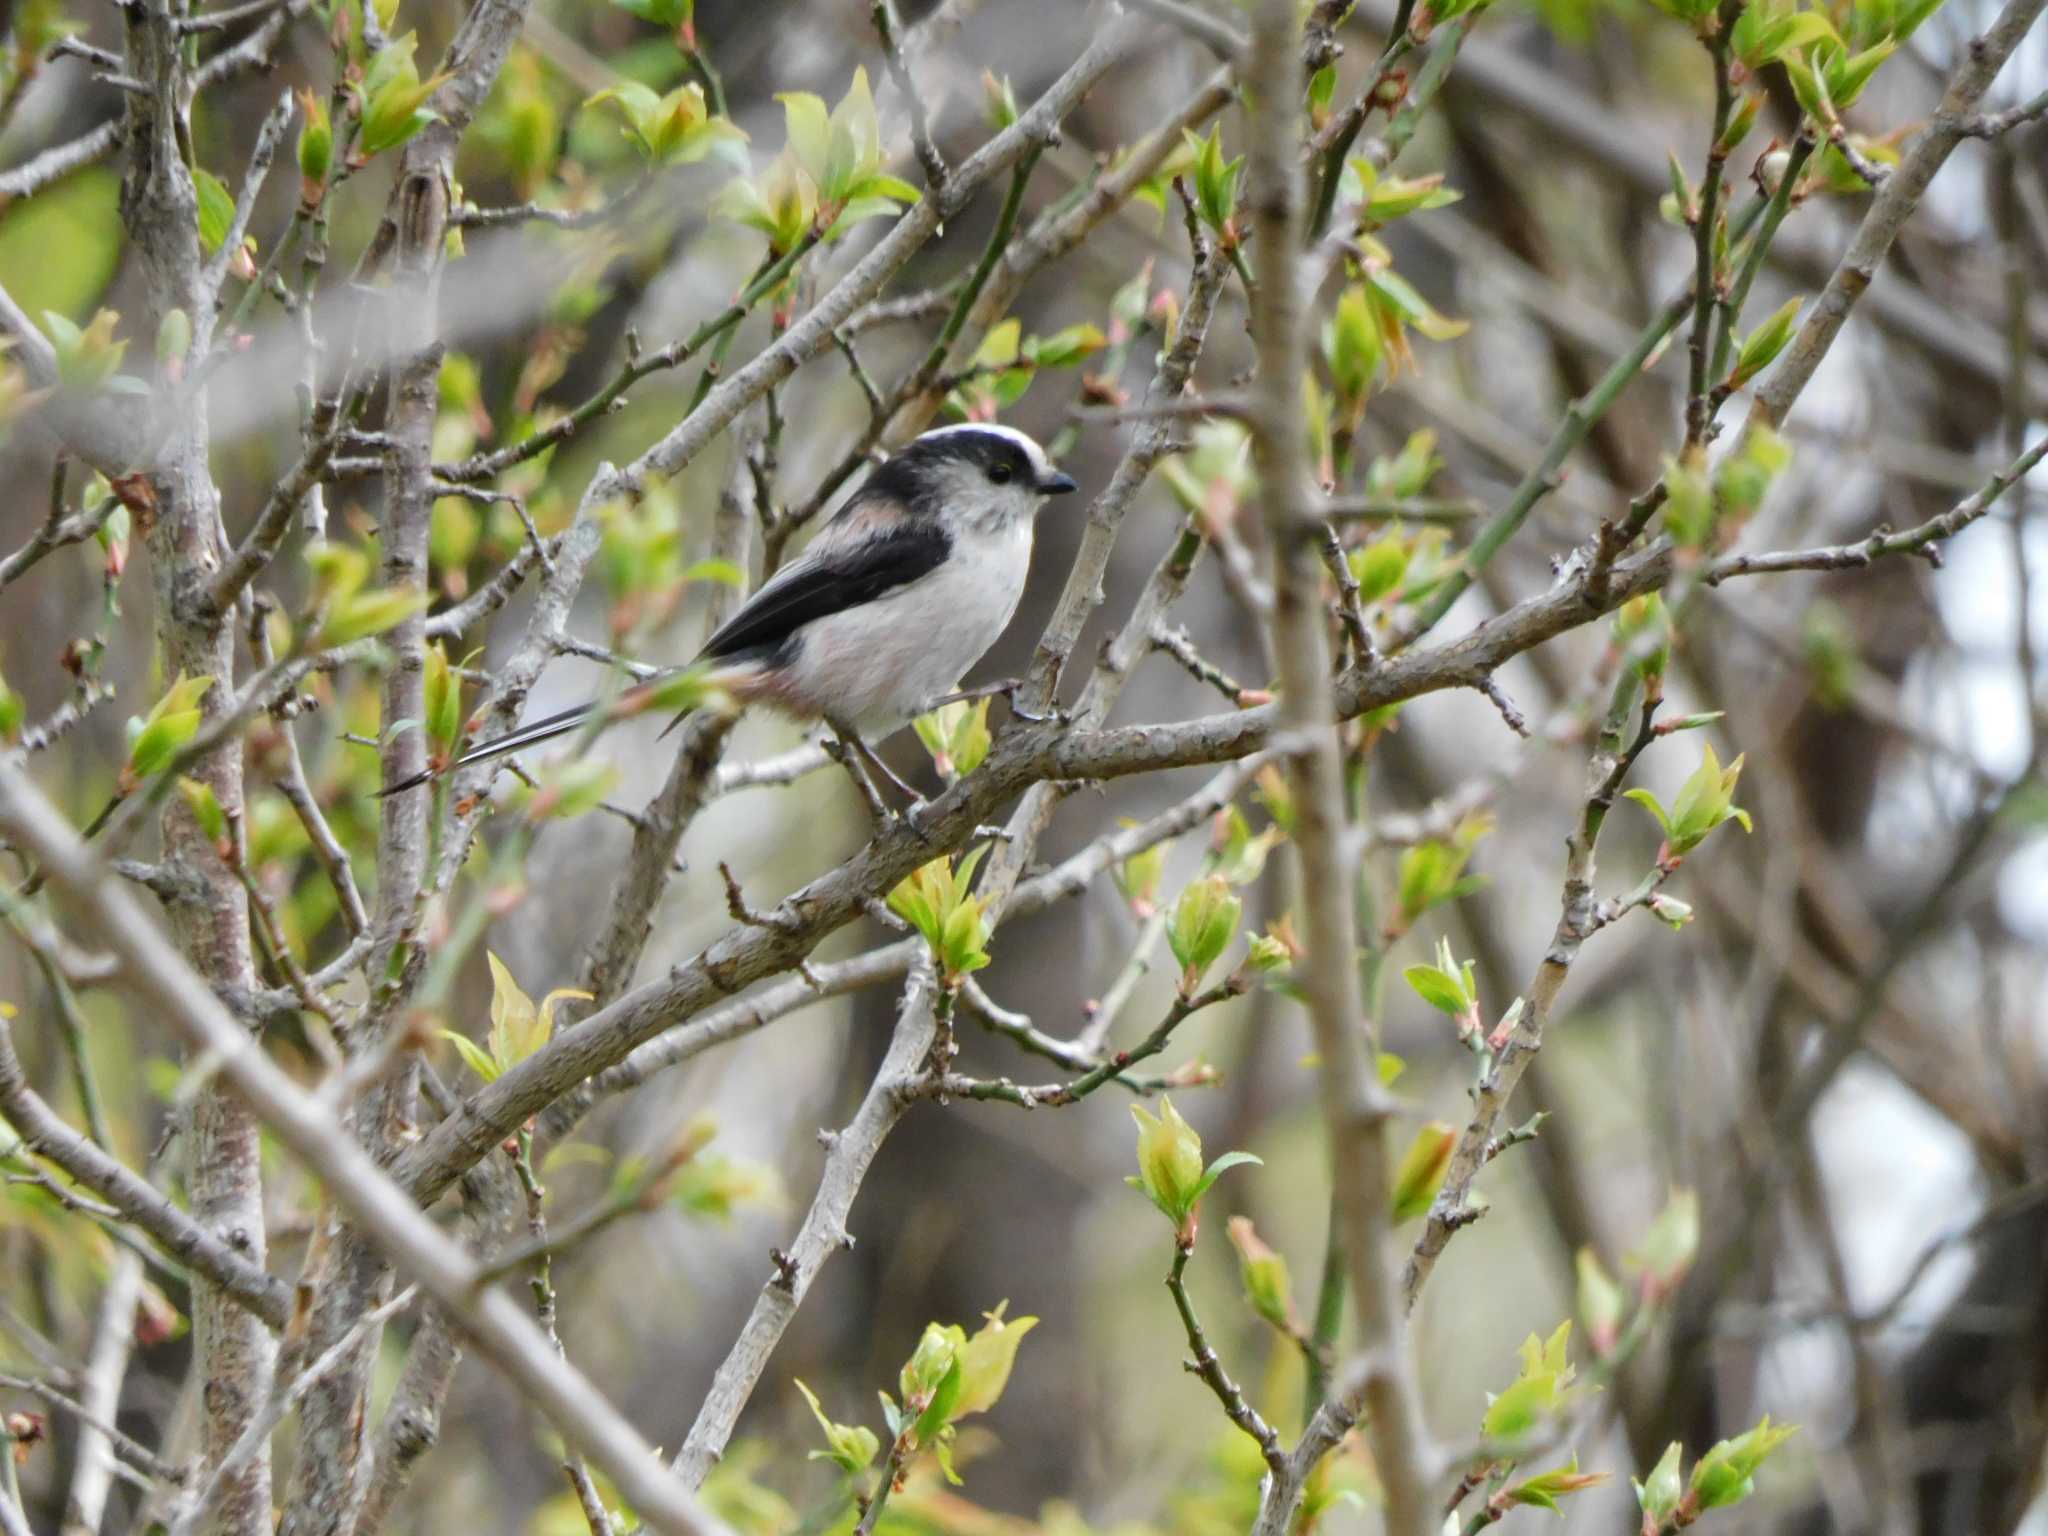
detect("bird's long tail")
[375,700,599,798]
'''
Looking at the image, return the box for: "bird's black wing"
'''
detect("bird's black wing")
[699,522,951,663]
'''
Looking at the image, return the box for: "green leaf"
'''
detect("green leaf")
[1623,787,1673,837]
[1027,322,1107,369]
[176,777,227,843]
[794,1379,879,1475]
[317,588,428,646]
[194,168,235,254]
[1226,1216,1298,1332]
[1349,533,1410,603]
[1504,1458,1609,1512]
[1691,1414,1798,1509]
[360,34,449,156]
[439,1028,501,1083]
[777,90,831,184]
[522,759,621,823]
[679,557,745,587]
[1389,1121,1455,1223]
[1187,1148,1262,1209]
[1634,1442,1685,1522]
[1483,1372,1560,1440]
[0,167,121,326]
[1630,1187,1700,1297]
[1729,296,1802,388]
[951,1302,1037,1418]
[422,642,461,749]
[1575,1247,1627,1353]
[1129,1097,1207,1224]
[1167,875,1242,994]
[1404,965,1464,1015]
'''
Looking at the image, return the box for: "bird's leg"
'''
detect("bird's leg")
[925,678,1066,726]
[824,719,932,842]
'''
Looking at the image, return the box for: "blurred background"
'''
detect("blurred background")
[1,0,2045,1531]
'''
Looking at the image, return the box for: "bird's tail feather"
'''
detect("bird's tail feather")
[375,700,599,798]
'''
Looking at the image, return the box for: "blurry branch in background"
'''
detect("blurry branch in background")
[0,763,735,1536]
[0,0,2044,1527]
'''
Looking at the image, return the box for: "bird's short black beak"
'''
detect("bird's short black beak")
[1039,471,1079,496]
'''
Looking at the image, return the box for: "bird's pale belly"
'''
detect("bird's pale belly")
[774,523,1030,733]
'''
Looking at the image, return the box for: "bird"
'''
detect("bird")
[379,422,1079,801]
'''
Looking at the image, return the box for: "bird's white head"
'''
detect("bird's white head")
[869,423,1079,534]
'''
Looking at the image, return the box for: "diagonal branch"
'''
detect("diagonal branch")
[0,762,735,1536]
[670,959,937,1485]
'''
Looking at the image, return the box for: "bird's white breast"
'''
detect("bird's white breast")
[778,518,1034,734]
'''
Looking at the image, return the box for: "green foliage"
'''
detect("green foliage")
[1225,1216,1300,1335]
[0,167,122,323]
[1349,529,1411,604]
[1403,935,1481,1038]
[942,317,1107,421]
[0,664,21,742]
[913,697,992,781]
[422,642,462,753]
[517,758,621,823]
[887,847,993,983]
[123,673,215,788]
[1629,1187,1701,1300]
[1183,126,1243,244]
[587,80,743,165]
[1691,1415,1799,1510]
[1115,833,1167,918]
[1347,160,1461,232]
[1390,1120,1457,1223]
[714,68,915,250]
[303,539,428,647]
[1391,815,1489,935]
[470,49,562,197]
[1712,423,1792,531]
[1800,599,1859,709]
[193,167,236,254]
[40,309,128,394]
[1660,446,1714,549]
[606,0,692,37]
[441,952,590,1083]
[1503,1457,1609,1512]
[981,69,1018,129]
[1625,745,1752,858]
[1575,1246,1627,1354]
[155,308,192,372]
[669,1145,782,1222]
[1730,0,1839,71]
[1127,1096,1259,1236]
[794,1379,878,1475]
[296,88,333,197]
[1482,1321,1584,1441]
[951,1301,1038,1418]
[1160,419,1255,524]
[1613,593,1672,684]
[799,1303,1039,1497]
[359,33,450,157]
[176,777,227,846]
[1633,1417,1799,1530]
[1166,875,1241,995]
[1636,1441,1686,1526]
[1725,297,1802,391]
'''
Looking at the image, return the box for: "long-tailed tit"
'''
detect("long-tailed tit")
[382,423,1078,798]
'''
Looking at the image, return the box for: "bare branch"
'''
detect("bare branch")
[0,763,736,1536]
[671,960,938,1485]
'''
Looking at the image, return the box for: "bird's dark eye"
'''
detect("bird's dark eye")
[989,463,1014,485]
